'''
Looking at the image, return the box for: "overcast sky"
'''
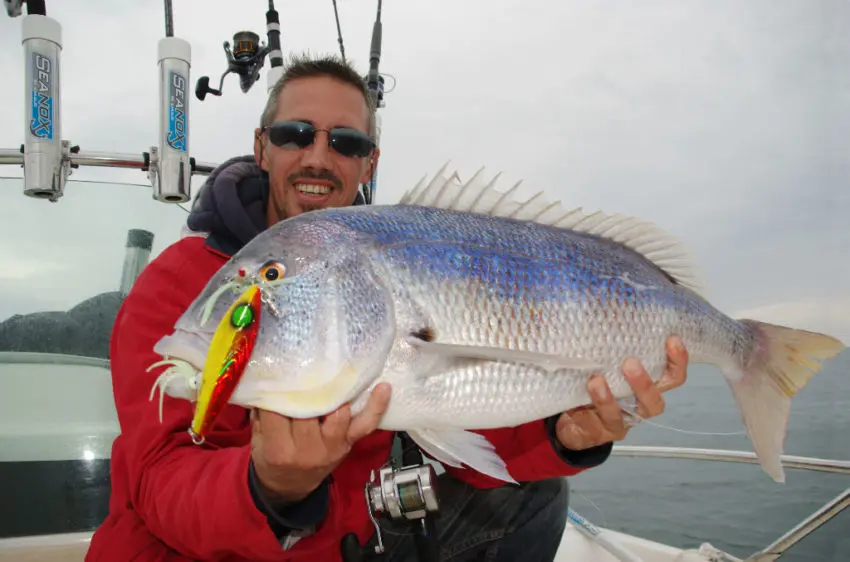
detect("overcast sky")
[0,0,847,344]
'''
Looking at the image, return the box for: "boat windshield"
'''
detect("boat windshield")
[0,174,193,539]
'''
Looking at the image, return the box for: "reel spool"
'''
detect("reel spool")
[232,30,261,61]
[364,464,440,554]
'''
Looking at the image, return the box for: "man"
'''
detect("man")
[86,54,688,562]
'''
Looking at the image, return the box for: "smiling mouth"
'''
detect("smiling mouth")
[295,183,332,195]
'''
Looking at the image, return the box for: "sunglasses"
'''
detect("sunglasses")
[262,120,375,158]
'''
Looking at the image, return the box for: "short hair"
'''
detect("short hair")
[259,52,376,140]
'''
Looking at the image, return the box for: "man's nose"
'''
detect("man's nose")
[300,131,332,169]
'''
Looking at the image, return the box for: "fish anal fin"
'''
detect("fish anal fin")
[399,163,706,298]
[406,428,518,485]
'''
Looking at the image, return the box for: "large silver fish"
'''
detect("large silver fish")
[149,165,846,484]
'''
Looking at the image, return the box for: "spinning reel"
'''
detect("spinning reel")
[195,30,269,100]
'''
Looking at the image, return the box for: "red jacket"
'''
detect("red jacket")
[86,157,611,562]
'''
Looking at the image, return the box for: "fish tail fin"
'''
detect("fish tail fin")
[726,319,845,483]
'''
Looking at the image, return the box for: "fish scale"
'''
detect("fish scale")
[152,165,846,485]
[363,215,692,357]
[335,204,767,444]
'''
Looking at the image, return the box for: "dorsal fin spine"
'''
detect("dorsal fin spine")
[398,163,707,297]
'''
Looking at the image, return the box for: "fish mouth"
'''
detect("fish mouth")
[154,324,364,396]
[153,329,212,373]
[149,285,263,445]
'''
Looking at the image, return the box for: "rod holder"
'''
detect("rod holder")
[151,36,192,203]
[21,13,68,202]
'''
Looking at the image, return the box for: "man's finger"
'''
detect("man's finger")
[587,375,624,436]
[249,408,261,433]
[255,409,294,457]
[658,335,688,392]
[256,409,293,440]
[555,412,581,442]
[321,404,351,446]
[291,417,323,449]
[566,409,601,445]
[347,383,391,443]
[623,358,665,419]
[556,412,588,450]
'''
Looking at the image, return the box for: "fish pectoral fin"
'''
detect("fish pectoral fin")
[406,428,518,485]
[405,336,602,373]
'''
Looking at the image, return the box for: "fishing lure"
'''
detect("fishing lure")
[149,262,294,441]
[188,284,262,444]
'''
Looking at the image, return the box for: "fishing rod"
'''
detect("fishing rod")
[352,4,442,557]
[362,0,385,205]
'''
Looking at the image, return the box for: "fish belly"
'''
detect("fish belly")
[378,361,594,430]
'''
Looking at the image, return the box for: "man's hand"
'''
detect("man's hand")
[250,382,392,505]
[555,336,689,451]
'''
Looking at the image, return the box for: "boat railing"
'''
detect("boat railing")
[609,446,849,561]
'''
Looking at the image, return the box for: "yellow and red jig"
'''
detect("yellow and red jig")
[188,284,262,445]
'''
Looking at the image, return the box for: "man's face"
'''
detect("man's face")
[254,75,378,224]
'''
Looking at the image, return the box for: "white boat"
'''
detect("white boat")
[1,2,847,561]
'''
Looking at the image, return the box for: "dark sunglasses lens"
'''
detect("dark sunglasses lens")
[268,122,315,149]
[329,128,374,157]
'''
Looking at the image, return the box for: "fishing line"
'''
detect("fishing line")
[0,175,193,212]
[572,489,609,528]
[620,405,746,437]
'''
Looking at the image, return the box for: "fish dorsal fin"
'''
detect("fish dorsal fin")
[399,163,707,298]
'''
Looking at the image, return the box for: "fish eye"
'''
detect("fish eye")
[258,261,286,282]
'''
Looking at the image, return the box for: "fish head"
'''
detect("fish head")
[152,217,397,432]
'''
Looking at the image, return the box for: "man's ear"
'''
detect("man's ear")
[360,147,381,184]
[253,128,268,171]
